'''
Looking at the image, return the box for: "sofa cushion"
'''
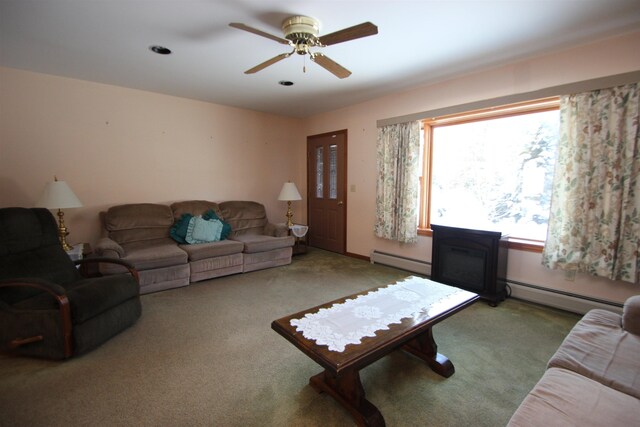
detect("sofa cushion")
[170,200,223,220]
[65,275,140,324]
[104,204,174,244]
[507,367,640,427]
[219,201,269,236]
[547,308,640,398]
[114,239,187,271]
[232,234,294,254]
[179,240,244,261]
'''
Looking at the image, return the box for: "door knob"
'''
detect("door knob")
[337,201,344,206]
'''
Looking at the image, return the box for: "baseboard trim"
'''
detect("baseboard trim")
[507,280,623,315]
[346,251,369,262]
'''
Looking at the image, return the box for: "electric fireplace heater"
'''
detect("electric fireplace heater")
[431,224,508,306]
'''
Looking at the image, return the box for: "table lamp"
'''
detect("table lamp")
[36,176,83,251]
[278,181,302,228]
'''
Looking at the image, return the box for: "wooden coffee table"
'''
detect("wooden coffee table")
[271,277,478,427]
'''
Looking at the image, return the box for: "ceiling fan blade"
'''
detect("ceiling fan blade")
[310,53,352,79]
[317,22,378,46]
[245,52,292,74]
[229,23,290,45]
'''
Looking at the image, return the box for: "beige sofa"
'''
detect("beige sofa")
[508,295,640,426]
[95,200,294,294]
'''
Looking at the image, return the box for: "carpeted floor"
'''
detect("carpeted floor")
[0,248,580,426]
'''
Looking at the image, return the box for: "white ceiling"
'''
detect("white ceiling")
[1,0,640,118]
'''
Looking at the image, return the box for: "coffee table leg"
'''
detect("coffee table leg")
[309,369,385,427]
[402,327,455,378]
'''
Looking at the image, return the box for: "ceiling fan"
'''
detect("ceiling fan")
[229,16,378,79]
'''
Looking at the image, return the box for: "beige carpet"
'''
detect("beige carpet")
[0,248,579,426]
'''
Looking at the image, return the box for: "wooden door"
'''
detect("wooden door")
[307,130,347,254]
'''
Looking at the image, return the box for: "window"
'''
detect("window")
[418,98,560,245]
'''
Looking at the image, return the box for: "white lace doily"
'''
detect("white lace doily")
[290,276,475,352]
[290,224,309,237]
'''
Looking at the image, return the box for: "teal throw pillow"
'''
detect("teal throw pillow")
[170,213,193,244]
[185,216,224,244]
[202,209,232,240]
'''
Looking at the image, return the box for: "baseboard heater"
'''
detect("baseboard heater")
[507,280,623,315]
[370,250,431,276]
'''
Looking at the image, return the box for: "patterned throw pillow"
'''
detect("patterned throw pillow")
[169,213,193,243]
[185,216,224,244]
[202,209,232,240]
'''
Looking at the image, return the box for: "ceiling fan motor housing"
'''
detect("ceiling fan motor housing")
[282,16,320,54]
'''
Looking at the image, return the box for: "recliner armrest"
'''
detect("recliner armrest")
[0,277,67,297]
[95,237,125,258]
[622,295,640,335]
[0,278,73,357]
[75,257,140,283]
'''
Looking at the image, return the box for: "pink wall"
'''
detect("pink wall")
[0,67,305,245]
[302,30,640,303]
[1,31,638,304]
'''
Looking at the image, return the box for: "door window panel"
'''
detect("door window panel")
[329,144,337,199]
[316,146,324,198]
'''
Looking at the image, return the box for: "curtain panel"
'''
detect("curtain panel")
[542,82,640,283]
[375,121,421,243]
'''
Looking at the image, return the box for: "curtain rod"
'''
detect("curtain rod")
[377,70,640,128]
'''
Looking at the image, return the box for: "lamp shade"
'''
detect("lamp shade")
[278,182,302,201]
[36,180,83,209]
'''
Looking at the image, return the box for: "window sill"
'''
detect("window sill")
[417,228,544,253]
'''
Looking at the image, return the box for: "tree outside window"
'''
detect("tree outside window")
[419,99,560,243]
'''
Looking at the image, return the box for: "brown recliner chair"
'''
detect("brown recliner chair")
[0,207,141,359]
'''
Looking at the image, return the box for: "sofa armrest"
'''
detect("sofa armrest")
[265,222,289,237]
[622,295,640,335]
[94,237,125,258]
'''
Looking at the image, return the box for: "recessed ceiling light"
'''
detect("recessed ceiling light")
[279,80,294,86]
[149,45,172,55]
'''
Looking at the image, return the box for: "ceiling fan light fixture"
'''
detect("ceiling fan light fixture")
[282,16,320,41]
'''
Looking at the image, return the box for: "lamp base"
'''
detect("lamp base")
[57,209,73,251]
[286,201,294,228]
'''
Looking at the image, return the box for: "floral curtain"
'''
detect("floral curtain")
[374,121,421,243]
[542,82,640,283]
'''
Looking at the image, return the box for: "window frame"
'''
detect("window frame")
[417,97,560,253]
